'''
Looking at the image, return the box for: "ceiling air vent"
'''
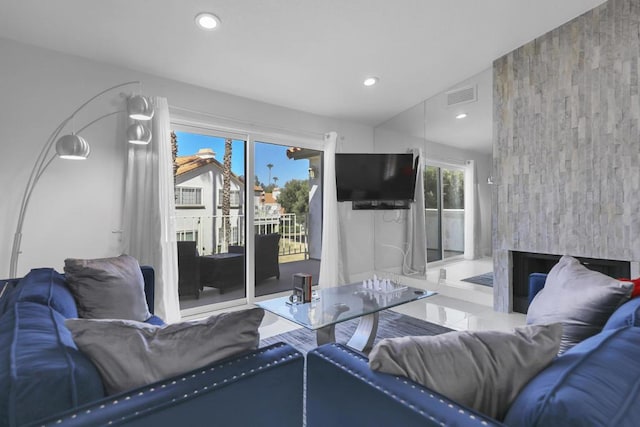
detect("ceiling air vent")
[446,85,477,107]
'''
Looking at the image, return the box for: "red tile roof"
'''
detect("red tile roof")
[175,155,243,185]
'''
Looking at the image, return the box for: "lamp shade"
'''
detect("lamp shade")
[56,134,90,159]
[127,95,154,120]
[127,123,152,145]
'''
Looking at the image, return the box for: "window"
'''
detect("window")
[177,230,198,242]
[217,189,240,208]
[175,187,202,206]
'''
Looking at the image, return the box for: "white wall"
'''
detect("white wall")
[372,126,492,272]
[0,38,374,279]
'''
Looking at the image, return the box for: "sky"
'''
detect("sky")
[174,130,311,187]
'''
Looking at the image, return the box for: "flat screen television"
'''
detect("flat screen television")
[335,153,418,208]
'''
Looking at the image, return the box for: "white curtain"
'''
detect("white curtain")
[318,131,348,288]
[122,97,181,322]
[403,148,428,275]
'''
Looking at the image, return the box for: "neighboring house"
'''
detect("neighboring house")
[174,149,245,255]
[255,188,282,234]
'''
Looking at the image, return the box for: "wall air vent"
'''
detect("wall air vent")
[446,85,477,107]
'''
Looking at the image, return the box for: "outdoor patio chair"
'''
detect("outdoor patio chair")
[177,241,201,299]
[230,233,281,285]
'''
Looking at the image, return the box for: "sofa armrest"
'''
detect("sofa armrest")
[528,273,547,305]
[307,344,503,427]
[34,343,304,427]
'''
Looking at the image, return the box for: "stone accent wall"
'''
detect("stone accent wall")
[493,0,640,312]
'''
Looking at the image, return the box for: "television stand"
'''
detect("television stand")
[352,200,410,210]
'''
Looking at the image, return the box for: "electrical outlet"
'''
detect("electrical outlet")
[439,268,446,280]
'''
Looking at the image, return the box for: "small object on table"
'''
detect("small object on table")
[293,273,313,303]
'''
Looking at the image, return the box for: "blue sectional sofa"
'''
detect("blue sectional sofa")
[0,267,304,427]
[306,273,640,427]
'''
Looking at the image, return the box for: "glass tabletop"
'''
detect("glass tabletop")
[256,281,436,330]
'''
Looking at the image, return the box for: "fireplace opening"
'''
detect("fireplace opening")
[511,251,631,314]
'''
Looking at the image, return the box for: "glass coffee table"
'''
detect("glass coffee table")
[256,281,436,352]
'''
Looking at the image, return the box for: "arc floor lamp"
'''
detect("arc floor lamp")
[9,81,154,278]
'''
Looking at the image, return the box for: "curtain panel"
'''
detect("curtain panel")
[122,97,181,322]
[318,131,348,287]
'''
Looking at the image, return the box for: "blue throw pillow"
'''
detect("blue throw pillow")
[604,298,640,330]
[504,326,640,426]
[10,268,78,318]
[0,302,105,427]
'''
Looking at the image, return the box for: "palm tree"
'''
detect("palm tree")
[222,138,232,251]
[267,163,274,184]
[272,176,279,187]
[170,131,178,185]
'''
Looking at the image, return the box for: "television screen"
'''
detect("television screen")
[335,153,417,202]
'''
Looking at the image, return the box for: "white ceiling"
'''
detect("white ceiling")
[0,0,605,145]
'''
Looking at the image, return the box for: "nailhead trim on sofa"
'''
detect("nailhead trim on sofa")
[313,343,493,426]
[39,343,300,426]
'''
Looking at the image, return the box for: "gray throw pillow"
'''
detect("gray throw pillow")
[64,254,151,321]
[369,323,562,420]
[66,307,264,394]
[527,255,632,353]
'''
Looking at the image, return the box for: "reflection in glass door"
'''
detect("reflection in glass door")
[424,164,465,262]
[254,141,323,297]
[172,128,247,310]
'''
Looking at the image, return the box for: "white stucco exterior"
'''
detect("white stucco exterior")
[175,158,245,255]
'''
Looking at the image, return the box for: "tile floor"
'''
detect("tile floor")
[186,257,526,339]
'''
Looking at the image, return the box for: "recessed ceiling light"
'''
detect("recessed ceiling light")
[456,113,468,119]
[363,77,379,87]
[195,12,221,30]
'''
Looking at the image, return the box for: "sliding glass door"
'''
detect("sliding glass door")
[170,122,324,314]
[424,164,465,262]
[172,127,247,310]
[253,141,323,297]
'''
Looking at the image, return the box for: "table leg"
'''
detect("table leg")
[346,312,379,352]
[315,312,380,352]
[316,324,336,345]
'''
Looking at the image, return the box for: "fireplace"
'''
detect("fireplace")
[511,251,631,314]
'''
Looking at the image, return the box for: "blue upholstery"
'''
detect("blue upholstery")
[306,273,640,426]
[0,302,105,427]
[0,279,18,317]
[504,326,640,426]
[307,343,502,427]
[37,342,304,427]
[604,297,640,329]
[140,265,155,314]
[528,272,547,305]
[144,314,165,326]
[1,266,304,427]
[9,268,78,318]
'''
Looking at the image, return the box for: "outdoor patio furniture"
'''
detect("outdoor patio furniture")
[199,252,245,293]
[230,233,281,285]
[177,241,201,299]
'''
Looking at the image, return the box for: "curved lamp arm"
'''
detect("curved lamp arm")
[9,81,143,278]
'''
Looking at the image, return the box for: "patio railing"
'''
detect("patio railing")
[175,213,308,258]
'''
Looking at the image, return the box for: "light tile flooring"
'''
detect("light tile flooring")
[189,257,526,339]
[393,257,526,333]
